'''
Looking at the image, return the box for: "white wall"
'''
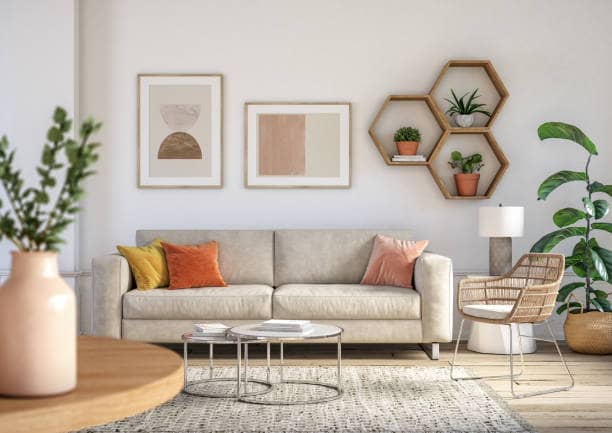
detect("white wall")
[6,0,612,337]
[0,0,78,272]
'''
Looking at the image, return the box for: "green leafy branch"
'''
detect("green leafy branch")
[0,107,101,252]
[530,122,611,314]
[448,150,484,174]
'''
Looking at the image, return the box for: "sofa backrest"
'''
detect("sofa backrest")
[274,229,411,286]
[136,230,274,286]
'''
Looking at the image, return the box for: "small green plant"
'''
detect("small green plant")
[0,107,102,251]
[394,127,421,142]
[530,122,611,314]
[445,89,492,116]
[448,151,484,173]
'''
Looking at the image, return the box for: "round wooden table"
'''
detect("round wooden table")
[0,336,183,433]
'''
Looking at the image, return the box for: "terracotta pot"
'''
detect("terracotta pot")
[395,141,419,155]
[564,311,612,355]
[0,252,76,396]
[454,173,480,196]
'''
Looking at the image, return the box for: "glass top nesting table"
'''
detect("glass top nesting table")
[228,323,343,405]
[181,332,273,398]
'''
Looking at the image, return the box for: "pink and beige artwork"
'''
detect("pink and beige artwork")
[158,104,203,159]
[257,113,340,177]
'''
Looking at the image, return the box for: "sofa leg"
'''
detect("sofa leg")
[420,343,439,360]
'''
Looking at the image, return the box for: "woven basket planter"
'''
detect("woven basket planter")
[564,311,612,355]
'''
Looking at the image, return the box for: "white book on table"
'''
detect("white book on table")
[194,323,229,332]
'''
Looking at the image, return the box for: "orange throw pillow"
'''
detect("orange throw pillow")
[361,235,428,288]
[161,241,227,289]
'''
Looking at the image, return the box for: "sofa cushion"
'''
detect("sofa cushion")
[272,284,421,320]
[123,285,273,320]
[136,230,274,285]
[463,304,513,320]
[274,230,412,285]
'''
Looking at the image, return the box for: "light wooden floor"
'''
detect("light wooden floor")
[174,342,612,433]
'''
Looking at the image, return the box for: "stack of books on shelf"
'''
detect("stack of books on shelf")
[392,154,426,162]
[190,323,229,340]
[253,319,314,335]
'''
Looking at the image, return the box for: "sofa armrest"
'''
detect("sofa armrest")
[414,252,453,342]
[92,254,132,338]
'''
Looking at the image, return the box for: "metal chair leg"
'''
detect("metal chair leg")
[450,319,524,381]
[510,321,575,399]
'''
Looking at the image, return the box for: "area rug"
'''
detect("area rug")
[77,366,535,433]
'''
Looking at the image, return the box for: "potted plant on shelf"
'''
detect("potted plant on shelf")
[444,88,491,128]
[0,107,101,396]
[393,126,421,155]
[448,151,484,196]
[530,122,611,355]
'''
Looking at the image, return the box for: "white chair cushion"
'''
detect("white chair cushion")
[463,304,513,320]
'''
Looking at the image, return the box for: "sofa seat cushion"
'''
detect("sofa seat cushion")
[273,284,421,320]
[123,285,273,320]
[463,304,513,320]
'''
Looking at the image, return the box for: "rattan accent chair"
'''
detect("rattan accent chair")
[450,253,575,398]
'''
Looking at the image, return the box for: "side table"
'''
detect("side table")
[465,275,537,355]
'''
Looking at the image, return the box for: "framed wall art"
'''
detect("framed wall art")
[245,102,351,188]
[138,74,222,188]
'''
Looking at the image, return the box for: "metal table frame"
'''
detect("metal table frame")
[182,333,273,398]
[231,326,343,405]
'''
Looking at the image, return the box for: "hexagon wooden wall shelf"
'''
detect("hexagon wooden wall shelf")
[368,59,509,200]
[427,130,509,200]
[368,95,449,166]
[429,60,509,132]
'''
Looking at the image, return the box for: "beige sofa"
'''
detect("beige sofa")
[92,229,453,359]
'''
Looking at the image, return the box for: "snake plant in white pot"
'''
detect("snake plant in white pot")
[0,107,101,396]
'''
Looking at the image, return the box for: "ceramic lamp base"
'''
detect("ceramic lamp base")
[489,237,512,276]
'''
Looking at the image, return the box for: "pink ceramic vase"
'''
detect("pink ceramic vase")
[0,251,76,396]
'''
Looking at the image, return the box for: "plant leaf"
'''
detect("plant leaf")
[537,170,587,200]
[592,222,612,234]
[537,122,598,155]
[556,302,582,314]
[589,182,612,197]
[552,208,586,228]
[592,246,612,282]
[589,246,609,282]
[593,199,609,219]
[530,227,586,253]
[556,282,585,302]
[582,197,595,216]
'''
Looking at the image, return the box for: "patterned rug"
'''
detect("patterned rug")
[77,366,535,433]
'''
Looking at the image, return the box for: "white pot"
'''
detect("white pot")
[454,114,474,128]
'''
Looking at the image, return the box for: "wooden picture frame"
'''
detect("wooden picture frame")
[245,102,351,188]
[138,74,223,188]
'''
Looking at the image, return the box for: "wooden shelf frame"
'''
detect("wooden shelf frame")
[427,131,509,200]
[368,59,509,199]
[368,94,449,166]
[429,60,509,130]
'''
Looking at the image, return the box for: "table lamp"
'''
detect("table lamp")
[479,204,524,276]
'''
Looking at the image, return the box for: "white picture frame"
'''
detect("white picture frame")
[138,74,223,188]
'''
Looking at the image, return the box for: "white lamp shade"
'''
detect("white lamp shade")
[479,206,524,237]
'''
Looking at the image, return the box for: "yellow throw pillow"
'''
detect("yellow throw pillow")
[117,238,169,290]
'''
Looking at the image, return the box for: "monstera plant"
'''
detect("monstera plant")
[531,122,611,314]
[531,122,612,354]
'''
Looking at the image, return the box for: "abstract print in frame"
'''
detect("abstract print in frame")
[245,103,351,188]
[138,74,222,188]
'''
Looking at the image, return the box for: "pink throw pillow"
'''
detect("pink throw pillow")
[361,235,428,288]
